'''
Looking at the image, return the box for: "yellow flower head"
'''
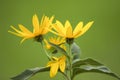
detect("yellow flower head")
[50,20,94,39]
[44,37,66,50]
[8,14,54,43]
[47,56,66,78]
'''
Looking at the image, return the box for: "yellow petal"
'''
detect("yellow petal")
[50,63,59,77]
[49,16,54,23]
[73,22,83,37]
[40,16,54,34]
[44,39,51,49]
[19,24,32,34]
[75,21,94,38]
[59,61,65,72]
[44,16,54,34]
[20,38,27,44]
[65,20,73,38]
[54,20,66,36]
[41,27,48,34]
[59,56,66,72]
[46,61,53,67]
[52,57,59,61]
[81,21,94,35]
[47,27,60,36]
[8,31,23,37]
[40,15,45,25]
[65,20,70,30]
[10,26,23,34]
[56,37,60,42]
[40,16,48,31]
[32,14,39,33]
[41,25,50,34]
[19,24,35,38]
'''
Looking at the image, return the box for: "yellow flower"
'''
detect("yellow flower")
[47,56,66,78]
[44,37,66,50]
[8,14,54,43]
[50,20,94,39]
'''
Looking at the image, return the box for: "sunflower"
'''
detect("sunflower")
[50,20,94,44]
[47,55,66,78]
[8,14,54,43]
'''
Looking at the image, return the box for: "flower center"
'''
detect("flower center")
[34,35,44,42]
[66,38,74,45]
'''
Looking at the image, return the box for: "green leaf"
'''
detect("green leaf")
[72,58,103,68]
[11,67,50,80]
[72,66,120,80]
[72,58,120,80]
[48,42,68,57]
[71,42,80,60]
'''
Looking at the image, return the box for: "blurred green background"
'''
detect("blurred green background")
[0,0,120,80]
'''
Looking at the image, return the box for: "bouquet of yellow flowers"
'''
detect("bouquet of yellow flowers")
[8,14,120,80]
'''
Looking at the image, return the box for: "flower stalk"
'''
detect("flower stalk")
[68,43,73,80]
[40,41,51,60]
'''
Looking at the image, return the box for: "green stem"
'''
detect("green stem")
[61,72,69,80]
[68,44,72,80]
[40,41,51,60]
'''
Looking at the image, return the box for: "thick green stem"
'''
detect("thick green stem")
[68,44,73,80]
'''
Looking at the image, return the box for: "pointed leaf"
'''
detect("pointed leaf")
[72,66,120,80]
[72,58,103,68]
[11,67,50,80]
[71,42,80,60]
[48,42,68,57]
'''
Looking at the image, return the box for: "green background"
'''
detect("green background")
[0,0,120,80]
